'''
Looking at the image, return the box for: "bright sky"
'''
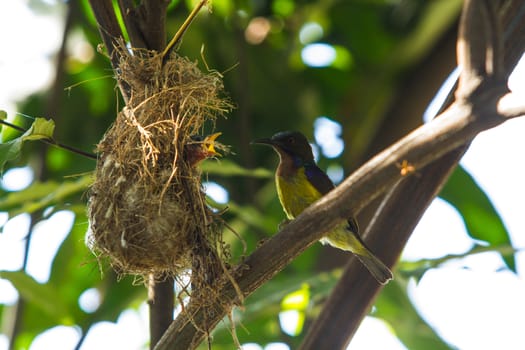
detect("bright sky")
[1,1,525,350]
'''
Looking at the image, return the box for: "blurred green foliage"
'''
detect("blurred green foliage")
[0,0,517,349]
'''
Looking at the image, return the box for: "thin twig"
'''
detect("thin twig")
[161,0,208,63]
[0,119,96,160]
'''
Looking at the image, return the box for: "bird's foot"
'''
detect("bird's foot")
[278,219,291,230]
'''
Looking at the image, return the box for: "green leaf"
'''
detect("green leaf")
[0,137,24,173]
[375,277,454,350]
[0,181,59,212]
[211,270,341,346]
[0,118,55,173]
[0,271,73,324]
[0,175,92,218]
[201,159,272,178]
[439,166,515,271]
[23,118,55,141]
[279,283,310,336]
[89,274,145,325]
[398,244,519,282]
[0,110,6,132]
[281,283,310,311]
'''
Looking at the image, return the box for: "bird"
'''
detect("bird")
[184,132,222,167]
[253,130,392,284]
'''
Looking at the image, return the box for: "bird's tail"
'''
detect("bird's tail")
[323,226,393,284]
[353,251,393,285]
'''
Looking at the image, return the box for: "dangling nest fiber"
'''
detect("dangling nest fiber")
[88,43,232,279]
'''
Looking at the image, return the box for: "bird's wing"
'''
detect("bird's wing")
[304,164,334,195]
[346,217,359,234]
[305,164,360,234]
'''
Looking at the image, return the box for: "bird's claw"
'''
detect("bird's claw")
[278,219,291,230]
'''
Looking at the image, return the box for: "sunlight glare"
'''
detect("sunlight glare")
[0,214,31,271]
[26,211,75,283]
[299,22,323,44]
[0,1,63,109]
[265,343,290,350]
[314,116,344,158]
[1,166,34,191]
[80,308,148,350]
[326,164,344,184]
[0,335,7,350]
[279,310,302,336]
[508,53,525,95]
[78,288,101,314]
[348,316,407,350]
[403,198,473,261]
[301,43,336,67]
[204,181,229,204]
[29,326,80,350]
[422,67,459,122]
[409,268,525,349]
[0,279,18,304]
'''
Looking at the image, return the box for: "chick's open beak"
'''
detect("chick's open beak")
[185,132,223,167]
[203,132,222,157]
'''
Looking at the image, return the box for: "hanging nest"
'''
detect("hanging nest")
[88,42,232,281]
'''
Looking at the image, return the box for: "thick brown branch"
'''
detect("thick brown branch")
[299,1,525,347]
[89,2,173,348]
[457,0,487,96]
[154,83,523,349]
[457,0,504,100]
[299,147,468,349]
[118,0,147,49]
[117,0,170,51]
[141,0,169,51]
[87,0,130,102]
[148,276,175,349]
[483,1,504,77]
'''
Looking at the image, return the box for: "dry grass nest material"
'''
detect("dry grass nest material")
[88,43,232,281]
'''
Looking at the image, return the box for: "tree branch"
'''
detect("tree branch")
[88,2,174,347]
[154,78,524,350]
[117,0,170,51]
[153,8,525,347]
[299,147,468,349]
[299,1,525,348]
[299,149,462,349]
[87,0,130,102]
[117,0,147,49]
[148,275,175,349]
[456,0,504,100]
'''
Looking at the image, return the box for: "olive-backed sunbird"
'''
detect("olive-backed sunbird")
[253,131,392,284]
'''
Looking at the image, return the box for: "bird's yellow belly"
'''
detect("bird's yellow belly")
[276,171,322,219]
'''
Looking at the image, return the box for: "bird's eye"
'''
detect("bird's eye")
[288,137,295,144]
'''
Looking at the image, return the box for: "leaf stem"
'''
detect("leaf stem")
[0,119,97,160]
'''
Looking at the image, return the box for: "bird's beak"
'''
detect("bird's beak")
[203,132,222,157]
[251,137,275,146]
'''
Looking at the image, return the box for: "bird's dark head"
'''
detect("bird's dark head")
[252,131,314,164]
